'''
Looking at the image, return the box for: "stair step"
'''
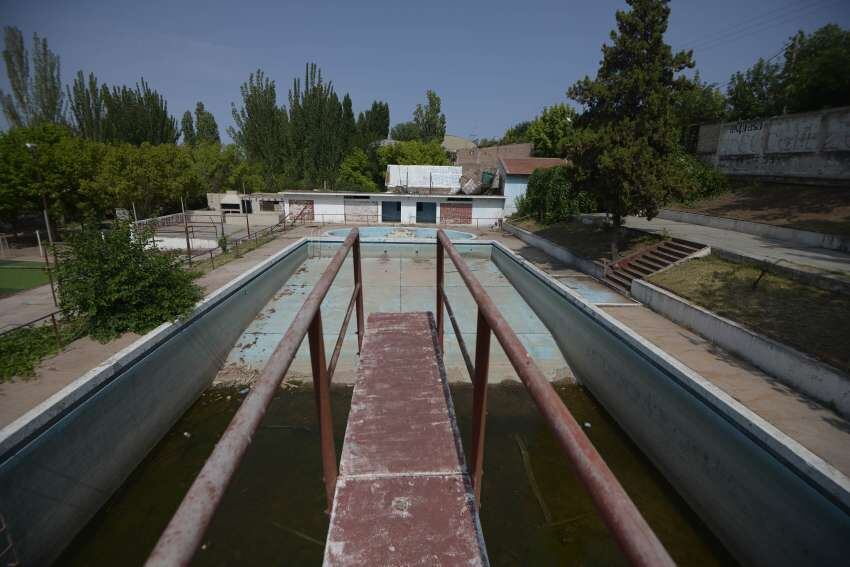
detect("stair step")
[649,250,681,263]
[665,242,699,255]
[624,262,654,275]
[633,258,664,272]
[657,245,688,258]
[620,266,646,280]
[673,238,704,250]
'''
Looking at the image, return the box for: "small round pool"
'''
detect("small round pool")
[324,227,476,240]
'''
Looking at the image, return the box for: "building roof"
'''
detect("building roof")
[442,135,477,152]
[498,157,565,175]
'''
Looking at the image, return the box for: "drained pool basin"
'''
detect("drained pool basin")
[324,226,476,240]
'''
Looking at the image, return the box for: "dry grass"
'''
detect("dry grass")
[672,182,850,237]
[514,218,662,262]
[650,255,850,374]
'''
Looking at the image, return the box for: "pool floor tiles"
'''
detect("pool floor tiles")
[215,255,573,385]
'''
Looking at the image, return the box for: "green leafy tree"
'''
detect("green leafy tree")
[0,124,106,224]
[527,103,578,157]
[356,100,390,145]
[1,27,65,127]
[726,58,784,120]
[181,110,196,146]
[390,121,420,141]
[67,71,106,141]
[194,101,220,143]
[782,24,850,113]
[102,78,179,145]
[337,148,378,191]
[672,72,726,129]
[413,89,446,142]
[501,121,532,144]
[228,69,289,184]
[56,220,202,341]
[567,0,694,249]
[518,165,596,223]
[377,140,449,170]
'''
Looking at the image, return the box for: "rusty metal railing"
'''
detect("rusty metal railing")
[435,230,675,567]
[144,228,364,567]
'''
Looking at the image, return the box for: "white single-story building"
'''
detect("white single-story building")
[206,190,505,227]
[498,157,565,215]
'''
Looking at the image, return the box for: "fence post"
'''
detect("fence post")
[308,310,337,513]
[470,310,491,506]
[436,239,445,351]
[50,313,61,350]
[352,233,365,353]
[209,249,215,269]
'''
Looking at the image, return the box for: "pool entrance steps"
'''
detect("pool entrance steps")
[324,312,486,565]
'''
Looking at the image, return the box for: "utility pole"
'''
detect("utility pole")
[26,144,54,246]
[181,196,192,264]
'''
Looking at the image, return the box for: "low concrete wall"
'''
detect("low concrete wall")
[491,242,850,567]
[658,209,850,252]
[502,222,604,278]
[0,239,309,566]
[631,279,850,419]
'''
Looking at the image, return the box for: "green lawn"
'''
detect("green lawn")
[0,260,50,297]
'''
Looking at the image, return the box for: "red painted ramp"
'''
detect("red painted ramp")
[323,312,488,566]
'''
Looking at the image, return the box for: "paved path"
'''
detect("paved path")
[0,283,58,334]
[625,215,850,277]
[489,231,850,478]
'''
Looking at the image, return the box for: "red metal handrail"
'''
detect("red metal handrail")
[144,228,364,567]
[436,229,674,567]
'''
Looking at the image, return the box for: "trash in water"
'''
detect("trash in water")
[239,388,249,395]
[583,422,591,429]
[183,432,191,438]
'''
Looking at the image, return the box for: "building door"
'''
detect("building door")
[241,199,253,214]
[416,202,436,224]
[440,202,472,224]
[381,201,401,223]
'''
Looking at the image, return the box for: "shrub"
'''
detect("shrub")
[56,221,203,341]
[521,165,597,224]
[675,149,728,204]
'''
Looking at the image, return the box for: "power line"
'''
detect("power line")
[675,0,825,50]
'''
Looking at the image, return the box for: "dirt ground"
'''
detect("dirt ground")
[672,182,850,237]
[513,218,662,262]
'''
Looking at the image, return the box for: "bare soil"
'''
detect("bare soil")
[514,219,662,262]
[672,182,850,237]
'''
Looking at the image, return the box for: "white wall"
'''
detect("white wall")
[472,199,505,227]
[503,175,528,215]
[401,201,417,224]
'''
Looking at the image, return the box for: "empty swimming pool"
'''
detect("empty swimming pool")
[324,226,476,240]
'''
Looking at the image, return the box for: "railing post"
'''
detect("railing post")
[352,233,365,353]
[436,239,445,350]
[50,313,61,350]
[470,309,491,506]
[308,310,337,513]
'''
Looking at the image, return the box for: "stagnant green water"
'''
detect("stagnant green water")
[59,383,735,566]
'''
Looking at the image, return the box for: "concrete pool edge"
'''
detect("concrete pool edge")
[491,240,850,566]
[490,241,850,506]
[0,237,310,457]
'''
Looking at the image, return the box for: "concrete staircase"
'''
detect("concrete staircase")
[604,238,707,293]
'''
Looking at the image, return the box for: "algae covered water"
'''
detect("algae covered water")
[59,383,734,566]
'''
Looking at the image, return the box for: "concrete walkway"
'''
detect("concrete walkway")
[625,215,850,277]
[0,283,58,334]
[490,231,850,479]
[0,231,307,428]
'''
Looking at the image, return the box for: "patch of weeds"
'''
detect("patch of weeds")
[0,318,86,382]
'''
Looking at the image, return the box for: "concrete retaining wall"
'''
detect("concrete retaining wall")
[0,240,309,566]
[502,222,604,278]
[491,242,850,567]
[697,106,850,182]
[658,208,850,252]
[631,279,850,419]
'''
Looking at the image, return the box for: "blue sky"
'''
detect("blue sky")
[1,0,848,142]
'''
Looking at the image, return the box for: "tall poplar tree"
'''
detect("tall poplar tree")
[1,27,65,127]
[568,0,693,246]
[67,70,106,140]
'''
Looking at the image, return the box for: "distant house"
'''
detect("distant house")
[455,142,533,188]
[498,157,565,215]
